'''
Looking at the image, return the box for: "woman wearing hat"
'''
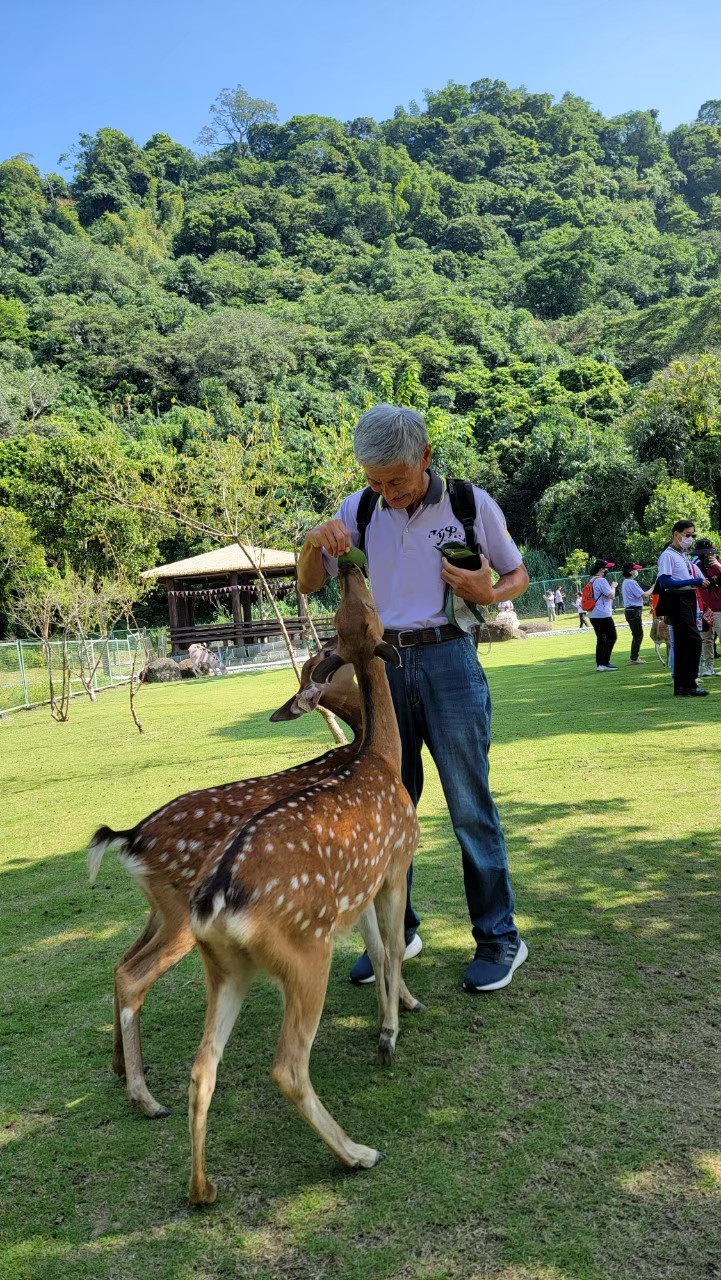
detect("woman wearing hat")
[588,559,618,670]
[693,537,721,677]
[621,562,652,664]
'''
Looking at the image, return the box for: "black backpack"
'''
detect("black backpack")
[355,477,478,556]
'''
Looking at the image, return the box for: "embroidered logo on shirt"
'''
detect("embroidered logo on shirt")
[428,525,464,548]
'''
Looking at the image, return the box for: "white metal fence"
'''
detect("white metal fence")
[0,631,165,714]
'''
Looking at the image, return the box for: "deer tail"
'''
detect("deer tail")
[87,825,132,886]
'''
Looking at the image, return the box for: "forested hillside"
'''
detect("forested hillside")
[1,81,720,628]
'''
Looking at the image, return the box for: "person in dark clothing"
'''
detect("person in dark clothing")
[620,562,652,664]
[588,559,618,670]
[656,520,710,698]
[693,538,721,677]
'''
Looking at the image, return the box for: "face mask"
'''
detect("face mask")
[631,571,638,578]
[680,535,693,549]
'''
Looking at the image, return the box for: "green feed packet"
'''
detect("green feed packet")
[337,547,368,570]
[440,540,482,573]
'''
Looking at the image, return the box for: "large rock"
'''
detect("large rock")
[520,621,552,634]
[178,658,197,679]
[482,620,526,642]
[140,657,181,683]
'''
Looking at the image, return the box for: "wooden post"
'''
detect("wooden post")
[241,577,253,646]
[167,579,179,650]
[230,573,243,646]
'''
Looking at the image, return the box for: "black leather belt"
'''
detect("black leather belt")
[382,625,464,648]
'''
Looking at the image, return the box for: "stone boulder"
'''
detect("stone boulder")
[482,620,526,642]
[140,657,181,683]
[520,621,552,634]
[178,658,197,679]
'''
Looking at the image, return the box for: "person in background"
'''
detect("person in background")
[656,520,709,698]
[544,589,556,622]
[554,586,565,615]
[588,560,618,670]
[575,590,591,629]
[621,562,653,664]
[693,537,721,678]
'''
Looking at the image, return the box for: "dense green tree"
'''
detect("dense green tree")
[71,129,151,222]
[0,156,46,243]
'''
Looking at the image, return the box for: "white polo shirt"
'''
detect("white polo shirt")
[323,472,523,631]
[657,546,703,586]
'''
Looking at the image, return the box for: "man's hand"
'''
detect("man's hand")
[441,555,496,606]
[305,520,352,558]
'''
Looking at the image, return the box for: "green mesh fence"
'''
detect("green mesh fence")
[0,631,167,714]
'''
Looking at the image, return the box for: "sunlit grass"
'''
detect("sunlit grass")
[1,632,719,1279]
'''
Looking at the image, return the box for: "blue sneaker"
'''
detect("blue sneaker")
[349,933,423,985]
[463,938,528,992]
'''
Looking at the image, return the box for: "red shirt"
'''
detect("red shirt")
[697,565,721,613]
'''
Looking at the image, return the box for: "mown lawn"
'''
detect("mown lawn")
[1,632,720,1280]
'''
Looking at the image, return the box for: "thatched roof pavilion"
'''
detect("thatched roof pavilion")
[142,543,306,652]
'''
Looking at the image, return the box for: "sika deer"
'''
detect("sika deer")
[187,563,421,1204]
[87,644,360,1119]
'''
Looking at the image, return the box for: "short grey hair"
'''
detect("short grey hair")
[354,404,429,468]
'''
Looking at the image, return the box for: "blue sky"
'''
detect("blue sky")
[2,0,719,174]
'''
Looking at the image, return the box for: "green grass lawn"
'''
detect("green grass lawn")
[1,632,720,1280]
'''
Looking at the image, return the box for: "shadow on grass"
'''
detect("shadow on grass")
[2,789,721,1280]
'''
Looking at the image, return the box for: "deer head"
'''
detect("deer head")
[312,565,400,687]
[269,639,361,730]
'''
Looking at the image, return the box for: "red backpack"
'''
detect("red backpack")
[580,580,598,613]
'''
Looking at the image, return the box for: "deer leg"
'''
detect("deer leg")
[112,910,161,1076]
[272,947,384,1170]
[399,975,426,1014]
[358,901,424,1021]
[374,880,407,1066]
[188,945,255,1205]
[357,905,388,1028]
[115,916,195,1118]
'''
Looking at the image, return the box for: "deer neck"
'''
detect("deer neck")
[355,657,401,771]
[324,693,362,744]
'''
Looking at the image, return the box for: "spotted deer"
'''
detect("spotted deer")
[187,562,421,1205]
[87,644,361,1119]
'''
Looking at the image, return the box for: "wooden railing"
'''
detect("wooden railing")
[169,617,335,650]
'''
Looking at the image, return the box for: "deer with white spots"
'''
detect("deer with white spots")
[187,562,421,1205]
[87,643,361,1119]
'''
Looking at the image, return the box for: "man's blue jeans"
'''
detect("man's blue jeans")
[386,635,518,947]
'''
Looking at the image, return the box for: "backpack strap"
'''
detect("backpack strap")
[447,478,478,553]
[355,487,380,555]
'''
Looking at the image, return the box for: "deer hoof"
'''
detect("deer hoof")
[349,1148,385,1170]
[377,1030,396,1066]
[132,1095,171,1119]
[409,1001,426,1014]
[188,1178,218,1206]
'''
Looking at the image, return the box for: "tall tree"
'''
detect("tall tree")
[196,85,278,157]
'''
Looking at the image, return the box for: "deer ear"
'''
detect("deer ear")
[374,642,401,667]
[312,652,346,684]
[269,695,302,722]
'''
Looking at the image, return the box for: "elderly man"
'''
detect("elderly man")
[298,404,529,992]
